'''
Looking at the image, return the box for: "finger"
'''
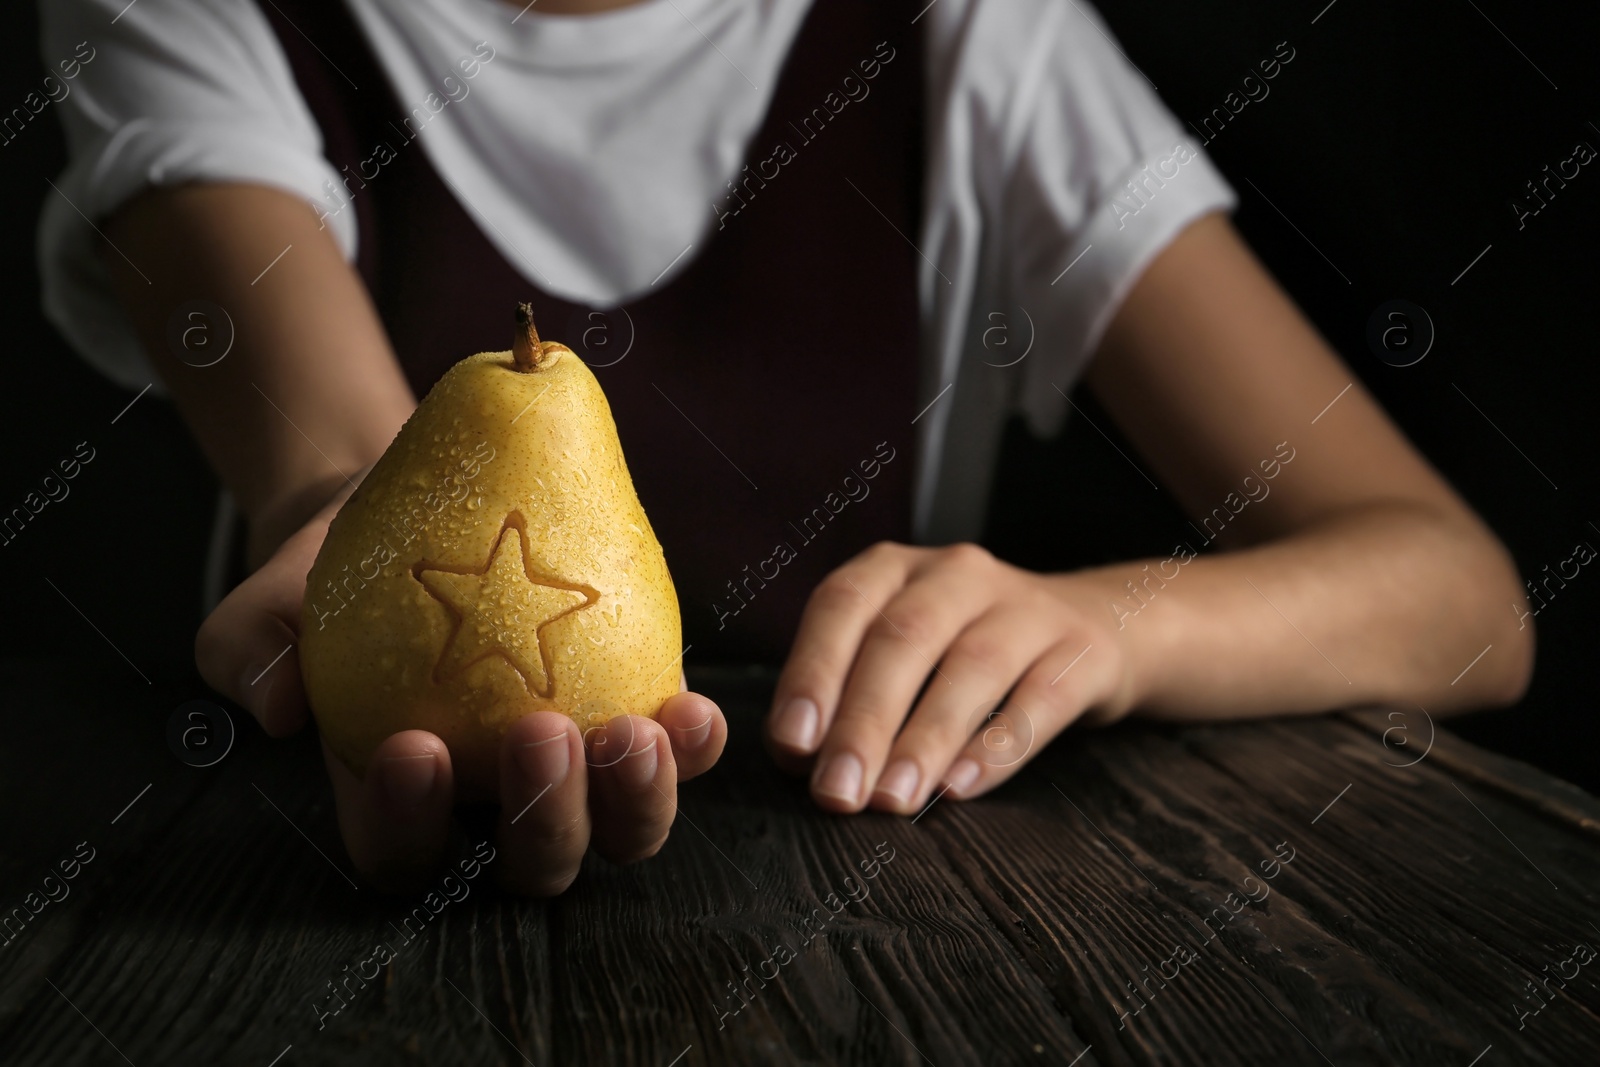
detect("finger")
[586,715,678,865]
[325,730,454,892]
[809,547,999,812]
[657,691,726,781]
[943,638,1108,801]
[196,518,325,736]
[868,607,1062,814]
[495,711,591,896]
[766,543,917,763]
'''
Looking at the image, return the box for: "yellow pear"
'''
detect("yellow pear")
[299,304,681,794]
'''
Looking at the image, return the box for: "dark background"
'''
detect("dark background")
[2,0,1595,788]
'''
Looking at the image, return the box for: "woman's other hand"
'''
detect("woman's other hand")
[765,541,1130,814]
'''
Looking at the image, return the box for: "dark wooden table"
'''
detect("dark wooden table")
[2,661,1597,1066]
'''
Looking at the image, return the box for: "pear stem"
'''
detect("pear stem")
[513,302,544,371]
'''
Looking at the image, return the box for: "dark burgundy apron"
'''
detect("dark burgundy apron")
[259,0,924,663]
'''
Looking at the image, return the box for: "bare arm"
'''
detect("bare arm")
[768,212,1534,817]
[1082,212,1533,718]
[103,182,415,564]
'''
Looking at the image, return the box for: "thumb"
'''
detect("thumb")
[195,516,327,737]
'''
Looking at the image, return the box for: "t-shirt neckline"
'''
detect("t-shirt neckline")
[458,0,736,67]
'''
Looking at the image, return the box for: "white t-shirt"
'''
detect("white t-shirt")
[38,0,1235,542]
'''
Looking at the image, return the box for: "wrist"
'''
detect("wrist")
[1046,567,1148,725]
[245,468,370,570]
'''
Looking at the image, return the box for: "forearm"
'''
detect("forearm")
[1070,502,1534,722]
[103,182,415,559]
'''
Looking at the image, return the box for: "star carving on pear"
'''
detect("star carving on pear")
[413,513,598,697]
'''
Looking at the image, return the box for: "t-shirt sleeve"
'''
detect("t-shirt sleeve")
[36,0,355,390]
[999,1,1237,432]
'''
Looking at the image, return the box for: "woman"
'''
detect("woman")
[40,0,1532,894]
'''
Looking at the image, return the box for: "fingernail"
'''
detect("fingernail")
[873,759,920,806]
[813,751,864,805]
[672,709,714,753]
[379,753,437,814]
[945,758,981,797]
[770,697,819,751]
[614,736,659,791]
[516,732,570,788]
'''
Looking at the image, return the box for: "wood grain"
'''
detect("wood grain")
[2,664,1597,1065]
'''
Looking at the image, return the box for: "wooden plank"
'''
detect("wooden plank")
[920,715,1600,1065]
[2,713,385,1065]
[0,671,1087,1065]
[1340,708,1600,838]
[5,665,1599,1064]
[537,677,1093,1066]
[0,662,221,1034]
[1187,717,1600,1055]
[920,726,1387,1066]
